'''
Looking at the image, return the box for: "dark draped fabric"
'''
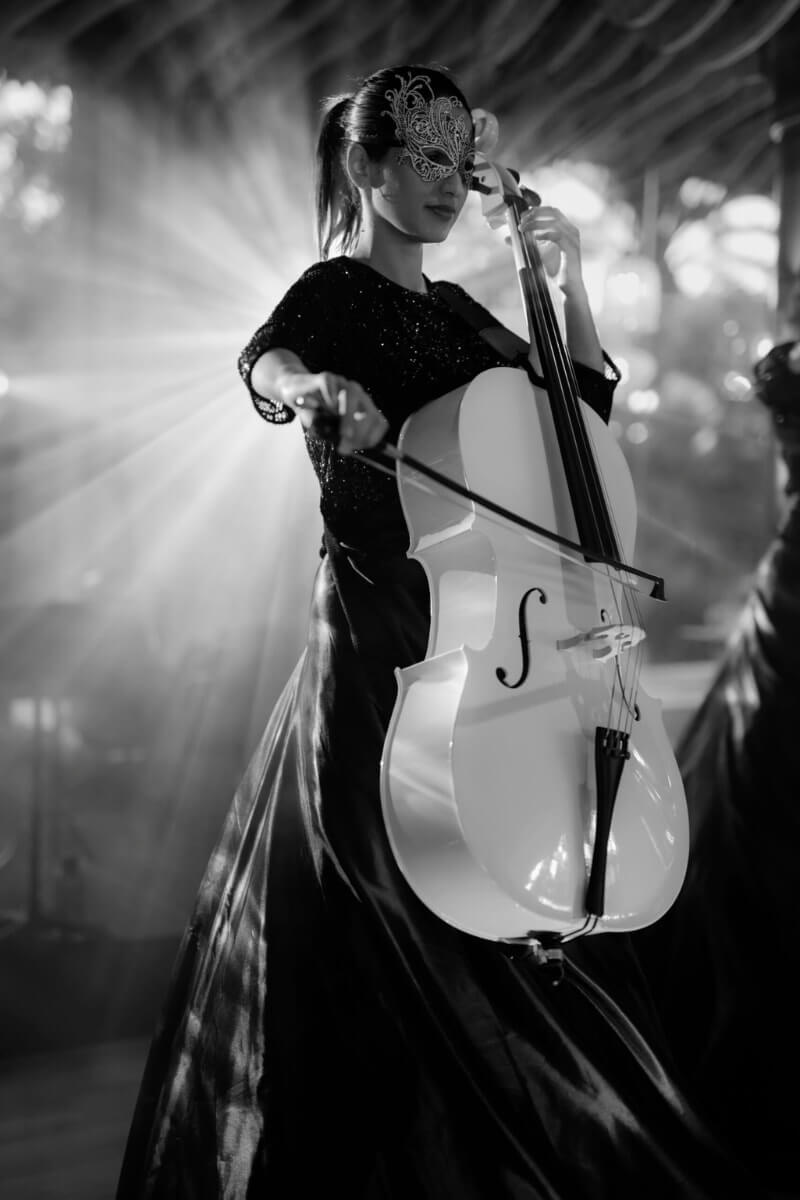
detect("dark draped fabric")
[635,342,800,1198]
[117,259,764,1198]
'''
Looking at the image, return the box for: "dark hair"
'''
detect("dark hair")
[314,64,472,259]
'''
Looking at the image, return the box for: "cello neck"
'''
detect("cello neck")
[506,189,620,564]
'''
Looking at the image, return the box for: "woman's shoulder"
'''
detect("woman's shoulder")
[296,256,398,283]
[283,256,351,295]
[240,260,359,373]
[279,256,395,306]
[259,258,364,329]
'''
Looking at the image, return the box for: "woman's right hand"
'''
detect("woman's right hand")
[280,370,389,455]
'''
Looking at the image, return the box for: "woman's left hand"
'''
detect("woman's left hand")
[517,195,603,371]
[517,203,585,293]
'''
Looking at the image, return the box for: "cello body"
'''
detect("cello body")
[380,367,688,940]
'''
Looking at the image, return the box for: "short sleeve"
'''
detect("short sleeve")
[573,352,620,424]
[237,262,349,425]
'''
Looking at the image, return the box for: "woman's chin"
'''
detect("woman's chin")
[418,223,452,244]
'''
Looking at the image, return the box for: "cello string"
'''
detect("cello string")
[515,228,606,554]
[514,210,611,551]
[518,214,631,581]
[527,257,644,733]
[480,160,632,589]
[511,205,641,735]
[520,224,643,737]
[480,161,635,606]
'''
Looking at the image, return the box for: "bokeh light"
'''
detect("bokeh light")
[666,193,780,303]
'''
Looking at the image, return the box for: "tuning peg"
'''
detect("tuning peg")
[470,108,499,154]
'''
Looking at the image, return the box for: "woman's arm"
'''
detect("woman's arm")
[561,278,604,374]
[250,348,309,414]
[250,348,388,453]
[517,205,604,373]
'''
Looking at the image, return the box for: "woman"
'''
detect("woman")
[117,65,760,1198]
[636,273,800,1197]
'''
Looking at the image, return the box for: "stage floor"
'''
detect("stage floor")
[0,1038,146,1200]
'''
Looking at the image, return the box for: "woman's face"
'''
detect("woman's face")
[370,107,474,245]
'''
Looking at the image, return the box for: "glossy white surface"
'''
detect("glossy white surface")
[381,369,689,940]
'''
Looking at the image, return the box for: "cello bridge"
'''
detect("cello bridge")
[557,622,645,662]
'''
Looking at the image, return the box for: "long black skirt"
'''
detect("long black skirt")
[116,533,762,1199]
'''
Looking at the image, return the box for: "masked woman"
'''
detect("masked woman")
[117,64,761,1199]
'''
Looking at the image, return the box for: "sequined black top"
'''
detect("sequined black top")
[238,256,619,550]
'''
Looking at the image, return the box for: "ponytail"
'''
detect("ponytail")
[315,94,359,260]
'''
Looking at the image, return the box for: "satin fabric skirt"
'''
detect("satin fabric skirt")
[636,503,800,1197]
[116,534,760,1199]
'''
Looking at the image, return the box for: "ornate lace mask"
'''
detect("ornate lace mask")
[383,74,474,185]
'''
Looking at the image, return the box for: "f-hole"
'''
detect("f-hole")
[496,587,547,689]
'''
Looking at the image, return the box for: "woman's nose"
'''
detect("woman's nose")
[441,169,466,197]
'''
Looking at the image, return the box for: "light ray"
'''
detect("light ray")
[1,66,322,935]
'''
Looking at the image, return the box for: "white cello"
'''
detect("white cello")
[376,112,688,951]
